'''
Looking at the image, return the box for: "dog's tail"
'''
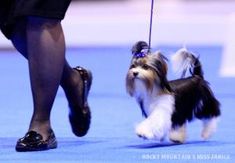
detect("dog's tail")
[171,48,203,78]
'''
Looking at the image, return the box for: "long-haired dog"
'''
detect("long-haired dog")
[126,41,221,143]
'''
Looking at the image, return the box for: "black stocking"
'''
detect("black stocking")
[11,17,83,140]
[26,16,66,139]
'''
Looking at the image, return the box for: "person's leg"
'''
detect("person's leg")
[11,18,27,58]
[11,17,91,139]
[26,16,65,139]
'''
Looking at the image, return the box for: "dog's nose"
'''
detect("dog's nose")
[133,72,138,77]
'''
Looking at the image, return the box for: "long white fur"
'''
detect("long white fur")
[133,79,175,140]
[171,48,193,74]
[131,67,149,100]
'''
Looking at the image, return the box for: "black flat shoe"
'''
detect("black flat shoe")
[15,130,57,152]
[68,66,92,137]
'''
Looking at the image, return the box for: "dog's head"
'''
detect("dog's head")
[126,41,171,96]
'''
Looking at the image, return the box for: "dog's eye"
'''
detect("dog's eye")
[130,64,136,69]
[142,64,149,70]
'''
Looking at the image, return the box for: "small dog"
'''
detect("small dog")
[126,41,221,143]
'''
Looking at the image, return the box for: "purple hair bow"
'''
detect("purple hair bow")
[133,49,149,58]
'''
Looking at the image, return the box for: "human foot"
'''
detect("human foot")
[64,66,92,137]
[15,129,57,152]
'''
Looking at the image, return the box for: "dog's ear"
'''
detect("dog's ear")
[151,52,172,93]
[151,51,168,76]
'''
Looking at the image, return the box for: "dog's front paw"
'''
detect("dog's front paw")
[135,123,155,139]
[135,121,165,141]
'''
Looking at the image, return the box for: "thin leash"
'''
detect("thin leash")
[148,0,155,52]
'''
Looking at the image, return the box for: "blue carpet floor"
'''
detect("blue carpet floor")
[0,46,234,162]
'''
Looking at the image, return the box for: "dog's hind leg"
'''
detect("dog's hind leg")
[201,117,218,140]
[169,124,187,143]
